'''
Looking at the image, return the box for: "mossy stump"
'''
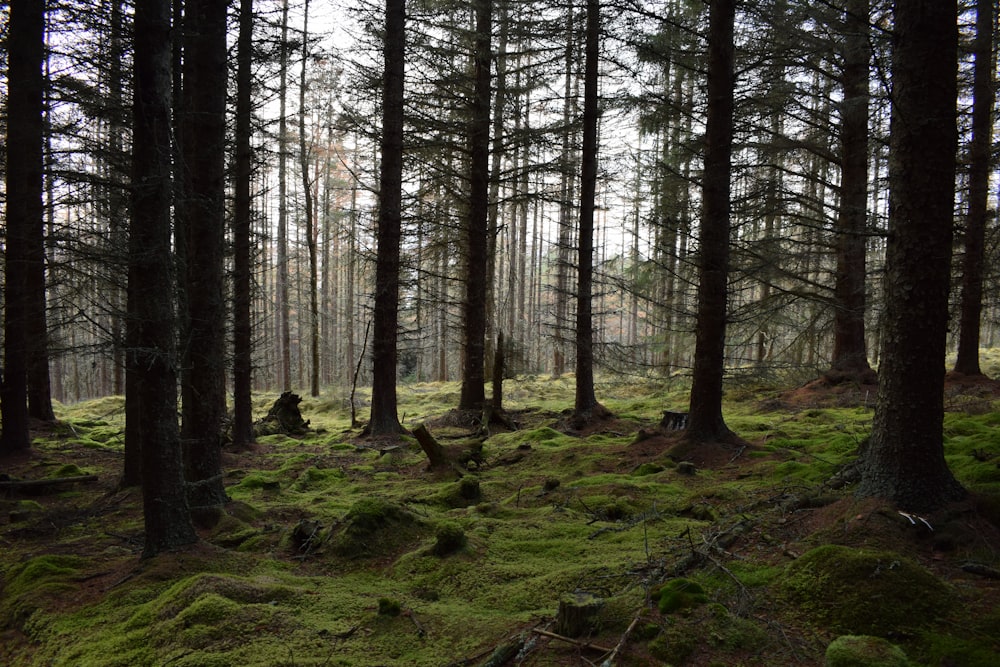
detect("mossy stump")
[555,591,604,638]
[825,635,910,667]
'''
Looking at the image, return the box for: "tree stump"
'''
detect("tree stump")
[555,591,604,638]
[256,391,310,436]
[661,411,688,430]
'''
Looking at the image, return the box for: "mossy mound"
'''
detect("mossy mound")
[825,635,910,667]
[432,522,467,556]
[330,497,426,559]
[652,578,709,614]
[0,554,86,629]
[778,545,954,636]
[150,573,298,621]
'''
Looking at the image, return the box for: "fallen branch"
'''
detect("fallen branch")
[531,628,613,654]
[599,611,642,667]
[0,475,98,494]
[961,562,1000,579]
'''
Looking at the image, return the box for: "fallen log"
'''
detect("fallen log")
[413,423,449,469]
[0,475,99,495]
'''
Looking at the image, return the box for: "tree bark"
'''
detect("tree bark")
[686,0,736,443]
[276,0,292,392]
[299,0,320,398]
[954,0,994,377]
[367,0,406,436]
[459,0,492,411]
[130,0,197,556]
[232,0,255,450]
[830,0,872,376]
[573,0,606,421]
[856,0,965,512]
[179,0,229,513]
[2,0,47,454]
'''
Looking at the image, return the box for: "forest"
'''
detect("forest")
[1,0,1000,665]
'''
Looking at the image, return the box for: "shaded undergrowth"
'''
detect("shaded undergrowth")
[1,370,999,666]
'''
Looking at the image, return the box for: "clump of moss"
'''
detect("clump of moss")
[49,463,85,478]
[330,497,424,559]
[434,476,482,508]
[632,462,665,477]
[649,621,698,663]
[917,630,1000,667]
[290,466,344,492]
[377,597,402,617]
[825,635,910,667]
[778,545,954,636]
[433,522,467,556]
[652,578,709,614]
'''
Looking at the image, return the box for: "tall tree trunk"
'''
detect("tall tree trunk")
[366,0,406,436]
[277,0,292,391]
[830,0,873,377]
[25,5,54,424]
[459,0,492,411]
[954,0,995,377]
[686,0,736,443]
[130,0,198,557]
[484,0,508,374]
[1,0,46,453]
[856,0,965,511]
[180,0,229,514]
[554,7,577,378]
[232,0,255,450]
[298,0,320,397]
[573,0,607,421]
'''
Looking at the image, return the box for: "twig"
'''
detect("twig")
[405,608,427,637]
[600,611,642,667]
[531,628,613,654]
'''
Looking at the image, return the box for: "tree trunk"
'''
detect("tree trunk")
[686,0,736,443]
[179,0,229,513]
[954,0,994,377]
[830,0,873,376]
[553,8,577,379]
[366,0,406,436]
[459,0,492,411]
[232,0,255,450]
[1,0,46,454]
[298,0,320,397]
[130,0,197,557]
[277,0,292,392]
[856,0,965,512]
[573,0,606,421]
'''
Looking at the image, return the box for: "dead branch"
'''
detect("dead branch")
[0,475,98,494]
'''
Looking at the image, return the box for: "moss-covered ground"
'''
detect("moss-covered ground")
[2,369,999,666]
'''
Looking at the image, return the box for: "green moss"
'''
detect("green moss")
[649,621,698,663]
[432,476,482,508]
[377,597,402,616]
[290,465,345,492]
[632,462,665,476]
[331,497,425,559]
[433,522,467,556]
[1,554,86,629]
[235,472,281,491]
[652,578,709,614]
[50,463,86,478]
[778,545,954,635]
[825,635,910,667]
[917,630,1000,667]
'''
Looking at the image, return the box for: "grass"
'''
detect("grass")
[1,370,999,666]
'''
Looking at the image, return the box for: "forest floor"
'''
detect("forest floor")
[1,364,1000,666]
